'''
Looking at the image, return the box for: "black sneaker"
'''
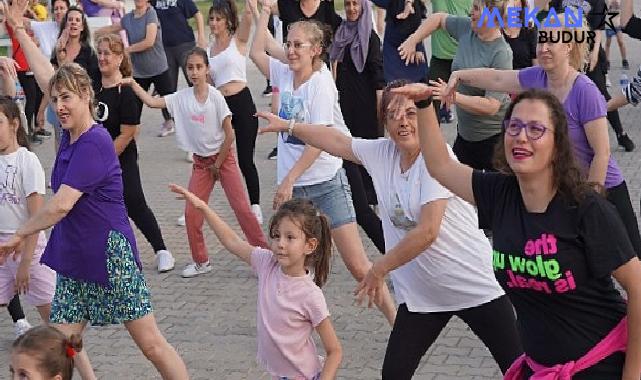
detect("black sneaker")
[29,134,43,144]
[623,59,630,70]
[605,60,611,72]
[262,85,273,97]
[267,147,277,160]
[35,129,52,137]
[617,133,635,152]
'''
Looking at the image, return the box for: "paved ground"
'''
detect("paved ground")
[2,7,641,379]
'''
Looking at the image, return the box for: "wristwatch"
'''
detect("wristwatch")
[287,119,295,135]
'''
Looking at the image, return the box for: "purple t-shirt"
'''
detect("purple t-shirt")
[518,66,624,189]
[41,125,140,286]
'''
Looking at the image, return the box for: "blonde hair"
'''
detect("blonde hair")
[95,33,132,77]
[48,63,96,119]
[544,12,590,71]
[288,20,330,70]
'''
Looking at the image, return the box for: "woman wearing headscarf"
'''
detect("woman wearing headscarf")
[329,0,386,254]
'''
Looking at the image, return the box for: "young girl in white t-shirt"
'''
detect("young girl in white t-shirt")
[170,183,342,380]
[122,47,268,278]
[249,0,397,325]
[0,97,55,325]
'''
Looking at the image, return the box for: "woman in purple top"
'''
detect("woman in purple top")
[0,1,188,378]
[439,17,641,257]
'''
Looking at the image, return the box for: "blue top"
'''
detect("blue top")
[41,125,141,286]
[371,0,428,82]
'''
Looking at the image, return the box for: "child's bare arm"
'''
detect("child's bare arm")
[120,78,167,109]
[316,318,342,380]
[169,184,254,264]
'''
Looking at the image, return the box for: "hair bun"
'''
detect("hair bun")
[67,334,83,352]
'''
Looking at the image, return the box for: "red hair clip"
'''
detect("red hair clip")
[66,344,76,358]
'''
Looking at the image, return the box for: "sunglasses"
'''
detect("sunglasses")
[503,118,551,141]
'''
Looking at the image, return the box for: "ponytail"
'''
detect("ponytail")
[312,213,332,287]
[0,97,30,150]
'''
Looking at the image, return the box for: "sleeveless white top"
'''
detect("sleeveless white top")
[208,39,247,88]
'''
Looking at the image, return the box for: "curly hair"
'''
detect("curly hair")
[493,89,593,203]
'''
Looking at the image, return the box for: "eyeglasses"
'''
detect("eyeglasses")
[283,41,312,51]
[503,118,551,141]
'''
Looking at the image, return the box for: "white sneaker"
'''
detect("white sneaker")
[186,152,194,163]
[251,204,263,225]
[181,261,212,278]
[14,319,31,338]
[158,120,175,137]
[155,250,175,273]
[177,215,186,226]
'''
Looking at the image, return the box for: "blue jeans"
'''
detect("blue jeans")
[292,169,356,229]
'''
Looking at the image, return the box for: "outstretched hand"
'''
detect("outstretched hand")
[119,77,135,86]
[396,0,414,19]
[169,183,207,210]
[388,83,434,118]
[0,0,29,28]
[0,57,19,80]
[256,111,289,134]
[354,262,386,309]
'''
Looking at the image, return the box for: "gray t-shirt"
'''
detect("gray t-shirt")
[121,7,168,78]
[446,16,512,142]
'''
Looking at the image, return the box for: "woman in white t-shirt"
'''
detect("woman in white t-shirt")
[0,97,56,328]
[250,0,397,325]
[257,80,524,378]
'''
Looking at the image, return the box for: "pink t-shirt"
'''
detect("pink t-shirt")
[251,248,329,379]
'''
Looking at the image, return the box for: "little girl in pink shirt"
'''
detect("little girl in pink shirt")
[170,183,342,380]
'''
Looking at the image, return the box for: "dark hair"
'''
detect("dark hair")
[183,46,209,68]
[58,7,92,47]
[0,97,29,150]
[209,0,239,34]
[268,199,332,287]
[95,33,132,77]
[12,326,83,380]
[493,89,593,202]
[379,79,412,126]
[51,0,71,14]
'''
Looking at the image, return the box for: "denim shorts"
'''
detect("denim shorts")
[292,169,356,229]
[46,104,63,141]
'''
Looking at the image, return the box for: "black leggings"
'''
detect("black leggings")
[429,56,454,121]
[224,87,260,205]
[120,145,167,252]
[382,296,523,379]
[606,181,641,257]
[17,72,42,135]
[343,161,385,253]
[135,70,174,121]
[6,294,25,322]
[585,52,625,137]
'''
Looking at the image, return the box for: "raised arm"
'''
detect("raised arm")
[169,184,254,264]
[249,2,272,78]
[1,0,54,94]
[398,13,448,64]
[441,68,521,107]
[0,57,18,96]
[396,83,475,204]
[621,0,633,30]
[95,21,123,38]
[235,3,254,52]
[193,11,207,48]
[256,111,361,164]
[121,77,167,108]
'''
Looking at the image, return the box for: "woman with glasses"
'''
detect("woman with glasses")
[403,82,641,379]
[439,14,641,259]
[256,80,523,379]
[250,0,398,326]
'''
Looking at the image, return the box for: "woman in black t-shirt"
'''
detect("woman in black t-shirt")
[393,84,641,379]
[502,0,537,70]
[95,33,176,273]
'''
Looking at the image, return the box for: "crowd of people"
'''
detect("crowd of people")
[1,0,641,378]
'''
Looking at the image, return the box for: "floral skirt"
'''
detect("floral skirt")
[50,231,153,326]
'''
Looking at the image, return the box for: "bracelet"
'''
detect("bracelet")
[287,119,295,135]
[14,25,26,32]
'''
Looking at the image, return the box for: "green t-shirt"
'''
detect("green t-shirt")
[431,0,474,59]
